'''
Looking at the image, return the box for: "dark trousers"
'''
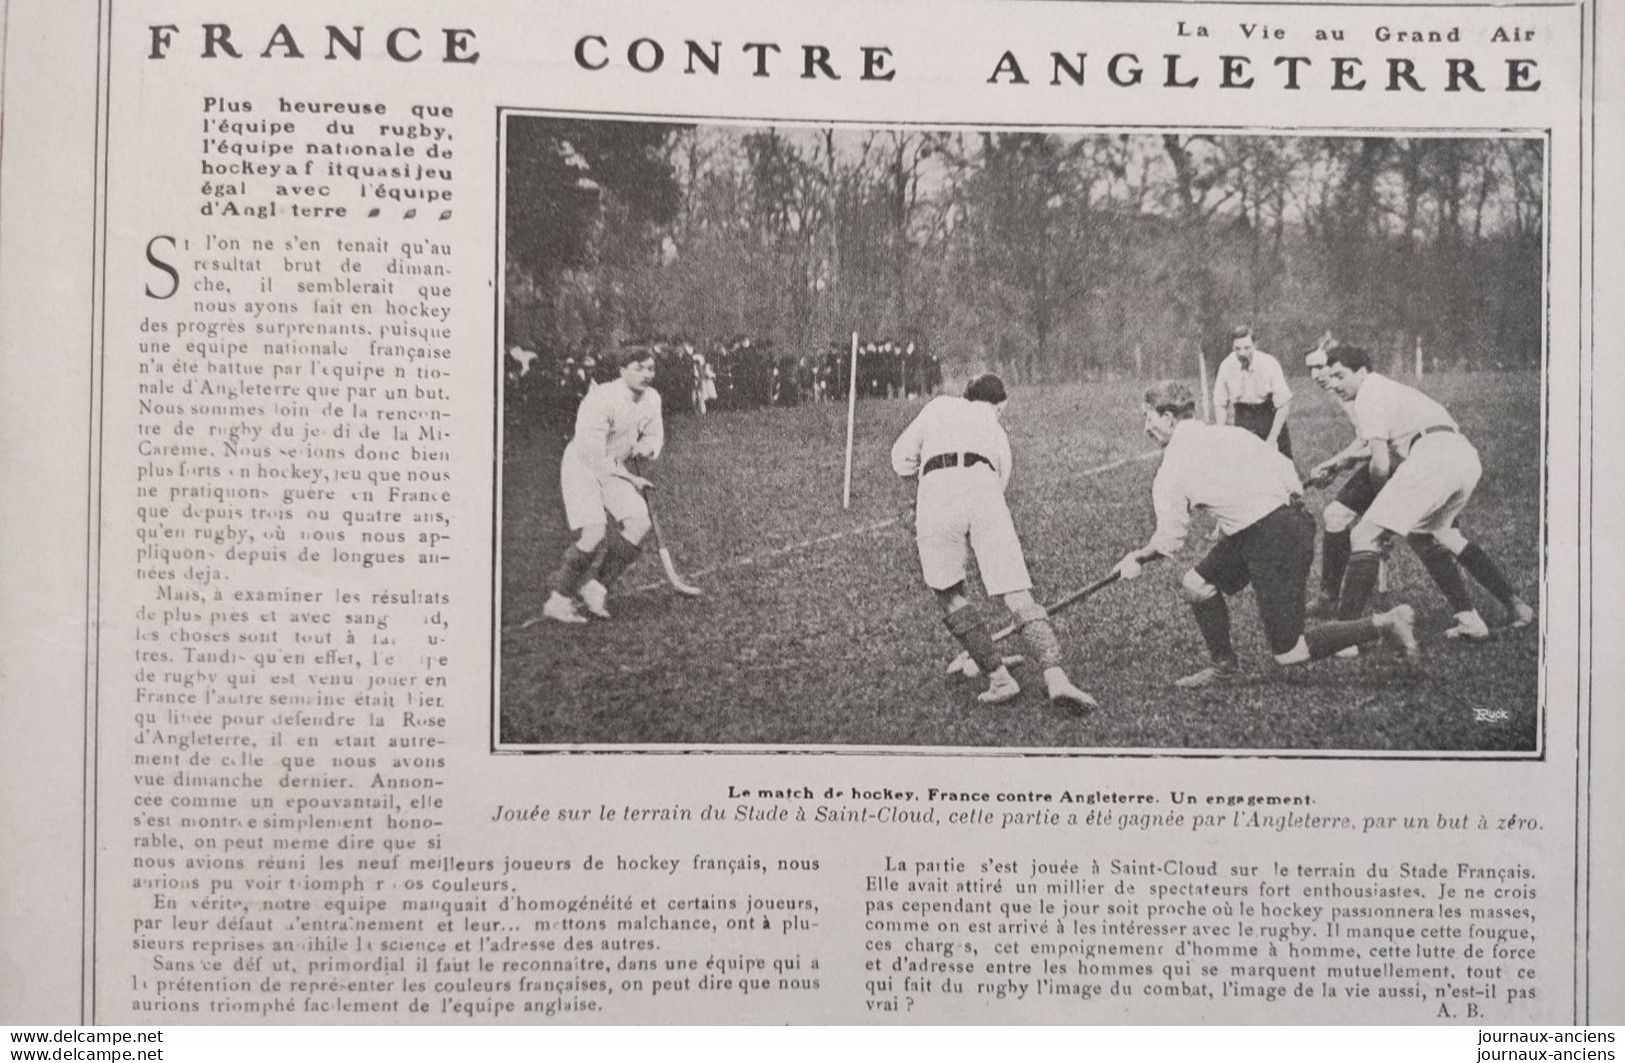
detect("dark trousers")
[1194,504,1315,655]
[1233,400,1293,458]
[1335,465,1377,513]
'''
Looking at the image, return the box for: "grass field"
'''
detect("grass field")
[498,372,1542,752]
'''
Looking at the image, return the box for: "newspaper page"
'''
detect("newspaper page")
[1,0,1620,1028]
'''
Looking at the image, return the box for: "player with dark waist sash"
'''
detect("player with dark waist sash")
[891,374,1096,711]
[921,451,993,475]
[1318,345,1536,640]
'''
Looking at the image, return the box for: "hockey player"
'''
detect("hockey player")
[891,374,1096,712]
[1319,345,1536,639]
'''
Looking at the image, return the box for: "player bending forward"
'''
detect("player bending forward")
[891,374,1096,712]
[1319,346,1535,639]
[1300,340,1401,647]
[542,348,664,624]
[1112,381,1419,688]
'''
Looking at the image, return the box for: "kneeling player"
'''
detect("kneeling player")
[1112,382,1419,688]
[1319,346,1535,639]
[543,348,664,624]
[891,375,1095,712]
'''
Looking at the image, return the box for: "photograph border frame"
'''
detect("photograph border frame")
[488,108,1556,764]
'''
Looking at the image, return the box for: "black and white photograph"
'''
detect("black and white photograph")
[495,115,1545,754]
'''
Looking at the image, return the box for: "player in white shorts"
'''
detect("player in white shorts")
[1319,345,1535,639]
[543,348,664,624]
[891,374,1095,712]
[1303,341,1377,615]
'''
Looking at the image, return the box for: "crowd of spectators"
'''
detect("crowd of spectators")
[506,337,943,419]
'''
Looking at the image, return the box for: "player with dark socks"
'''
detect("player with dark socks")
[1118,382,1421,690]
[1320,529,1351,605]
[1337,551,1383,621]
[1456,542,1536,628]
[1407,534,1475,613]
[897,376,1097,710]
[1319,345,1536,642]
[944,603,999,678]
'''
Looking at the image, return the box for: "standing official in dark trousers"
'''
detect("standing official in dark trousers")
[1213,325,1294,457]
[1112,382,1418,687]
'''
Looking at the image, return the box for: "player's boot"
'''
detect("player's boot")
[1334,645,1360,659]
[1508,599,1537,630]
[1376,605,1421,662]
[949,653,1024,679]
[579,580,612,620]
[977,666,1021,705]
[1173,660,1239,689]
[1043,668,1098,713]
[1444,609,1491,641]
[542,592,588,625]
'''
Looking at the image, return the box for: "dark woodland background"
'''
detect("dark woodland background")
[503,123,1543,397]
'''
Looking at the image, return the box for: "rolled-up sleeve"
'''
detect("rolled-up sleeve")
[573,390,618,478]
[1212,363,1235,408]
[1147,461,1192,557]
[992,426,1013,491]
[1273,451,1304,497]
[1268,357,1293,404]
[1354,387,1387,442]
[891,408,926,478]
[639,391,665,459]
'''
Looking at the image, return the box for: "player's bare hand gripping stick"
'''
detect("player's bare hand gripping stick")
[948,571,1121,676]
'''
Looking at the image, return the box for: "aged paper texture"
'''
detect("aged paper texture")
[1,0,1621,1025]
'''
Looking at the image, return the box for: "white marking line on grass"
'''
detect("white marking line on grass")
[505,449,1160,630]
[618,447,1162,597]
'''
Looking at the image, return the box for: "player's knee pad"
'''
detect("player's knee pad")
[1006,601,1062,668]
[1431,527,1469,556]
[1020,619,1064,669]
[574,523,606,552]
[1180,569,1218,604]
[1008,601,1049,627]
[620,513,652,545]
[1273,636,1312,666]
[943,601,982,637]
[1323,501,1358,534]
[1349,520,1388,555]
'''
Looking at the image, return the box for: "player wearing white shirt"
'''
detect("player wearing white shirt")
[1320,345,1535,640]
[1303,343,1381,615]
[1212,326,1294,457]
[542,348,664,624]
[1112,381,1417,687]
[891,375,1095,712]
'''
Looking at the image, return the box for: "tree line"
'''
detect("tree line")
[504,122,1543,388]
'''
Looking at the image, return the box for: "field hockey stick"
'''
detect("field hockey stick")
[1303,454,1365,490]
[643,495,704,598]
[630,459,703,598]
[1302,466,1340,490]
